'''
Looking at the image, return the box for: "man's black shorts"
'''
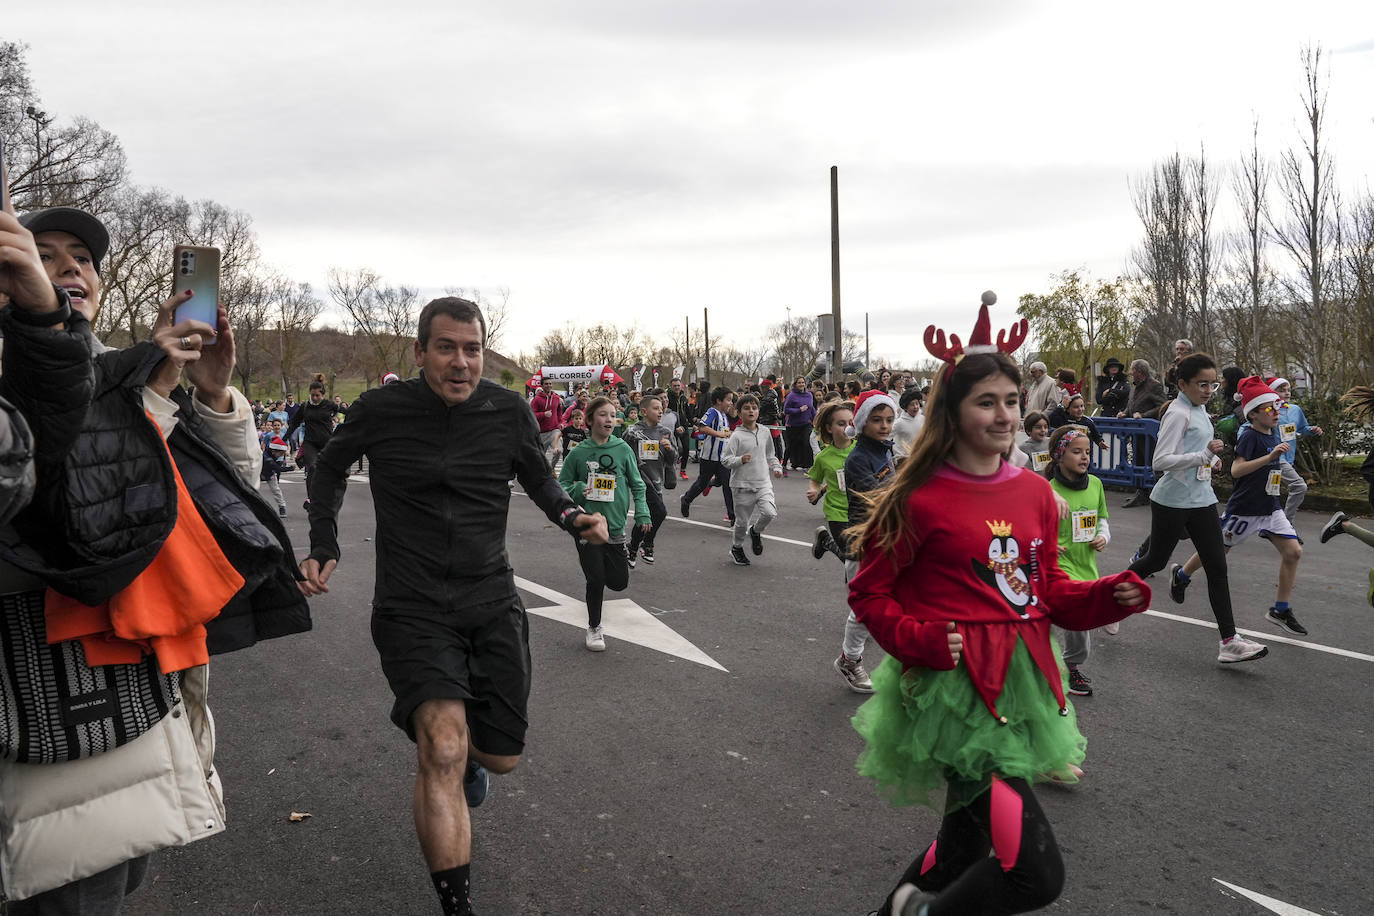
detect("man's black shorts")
[370,595,531,756]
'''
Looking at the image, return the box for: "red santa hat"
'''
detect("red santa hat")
[381,371,400,385]
[1238,376,1280,417]
[846,389,897,438]
[1266,376,1290,391]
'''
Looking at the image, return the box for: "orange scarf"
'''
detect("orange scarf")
[45,421,245,673]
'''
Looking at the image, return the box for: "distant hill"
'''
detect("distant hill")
[483,349,532,385]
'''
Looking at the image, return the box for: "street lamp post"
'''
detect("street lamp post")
[24,105,52,206]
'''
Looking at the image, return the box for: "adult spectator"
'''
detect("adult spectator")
[1095,357,1130,417]
[561,388,590,426]
[1163,338,1192,399]
[301,297,606,916]
[1,205,310,910]
[1119,358,1167,507]
[757,376,785,475]
[529,379,564,469]
[1022,361,1057,416]
[783,376,817,471]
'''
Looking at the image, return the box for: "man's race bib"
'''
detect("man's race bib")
[1071,509,1098,543]
[1265,469,1282,496]
[637,440,659,461]
[1280,423,1298,442]
[586,471,617,502]
[835,468,846,492]
[1032,451,1051,472]
[1196,464,1212,482]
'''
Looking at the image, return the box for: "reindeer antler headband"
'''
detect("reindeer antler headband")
[924,291,1028,370]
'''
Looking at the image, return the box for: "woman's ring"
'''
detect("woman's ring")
[180,336,191,349]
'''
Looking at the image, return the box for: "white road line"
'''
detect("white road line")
[1141,609,1374,663]
[1213,879,1323,915]
[515,488,1372,664]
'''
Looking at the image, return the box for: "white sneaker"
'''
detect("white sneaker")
[1217,634,1268,664]
[1103,621,1120,635]
[585,626,606,652]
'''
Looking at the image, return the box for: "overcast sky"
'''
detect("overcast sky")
[10,1,1374,367]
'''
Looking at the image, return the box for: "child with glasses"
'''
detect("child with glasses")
[1170,378,1307,635]
[1127,353,1268,664]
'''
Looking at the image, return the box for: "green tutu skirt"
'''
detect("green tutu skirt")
[852,637,1086,811]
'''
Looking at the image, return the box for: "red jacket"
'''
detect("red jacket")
[849,462,1149,720]
[530,390,564,433]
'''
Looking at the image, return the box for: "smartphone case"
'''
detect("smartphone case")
[171,245,220,340]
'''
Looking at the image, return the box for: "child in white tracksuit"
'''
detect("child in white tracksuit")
[721,393,782,566]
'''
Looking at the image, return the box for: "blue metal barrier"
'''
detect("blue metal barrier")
[1087,417,1160,490]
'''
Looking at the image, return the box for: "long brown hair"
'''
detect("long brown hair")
[1342,385,1374,422]
[815,401,854,448]
[846,351,1022,561]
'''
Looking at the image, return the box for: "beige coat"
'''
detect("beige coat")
[0,387,259,902]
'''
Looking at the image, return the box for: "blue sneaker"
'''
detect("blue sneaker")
[464,760,488,809]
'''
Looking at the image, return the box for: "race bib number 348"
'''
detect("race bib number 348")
[586,472,617,502]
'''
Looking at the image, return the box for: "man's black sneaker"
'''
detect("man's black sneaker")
[278,506,288,518]
[749,526,764,556]
[640,547,655,564]
[1067,668,1093,697]
[464,760,488,809]
[679,497,691,518]
[1169,563,1189,604]
[626,548,637,570]
[730,546,750,566]
[1320,511,1350,544]
[1266,607,1308,636]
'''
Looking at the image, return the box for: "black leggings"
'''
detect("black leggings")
[682,458,735,520]
[880,777,1063,916]
[576,541,629,628]
[629,486,667,554]
[1128,501,1236,638]
[784,425,813,469]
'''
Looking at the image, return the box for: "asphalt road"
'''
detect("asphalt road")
[128,465,1374,915]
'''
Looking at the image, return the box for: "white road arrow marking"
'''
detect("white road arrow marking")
[1213,879,1323,915]
[514,576,727,672]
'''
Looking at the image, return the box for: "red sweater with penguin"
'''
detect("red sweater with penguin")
[849,462,1150,721]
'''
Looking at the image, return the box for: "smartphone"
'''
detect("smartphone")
[171,245,220,342]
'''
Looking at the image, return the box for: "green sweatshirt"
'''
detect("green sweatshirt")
[559,435,650,540]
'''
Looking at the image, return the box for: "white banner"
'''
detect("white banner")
[539,364,624,386]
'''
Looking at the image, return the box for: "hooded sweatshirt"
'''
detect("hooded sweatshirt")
[559,435,650,540]
[721,423,781,490]
[623,420,677,493]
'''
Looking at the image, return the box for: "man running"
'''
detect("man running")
[299,297,607,916]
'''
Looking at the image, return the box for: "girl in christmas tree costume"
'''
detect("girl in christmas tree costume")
[848,293,1151,916]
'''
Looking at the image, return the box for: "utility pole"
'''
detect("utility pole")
[684,316,690,382]
[830,166,843,382]
[24,105,52,206]
[703,307,711,384]
[865,312,869,370]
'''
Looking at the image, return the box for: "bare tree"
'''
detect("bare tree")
[328,268,418,382]
[1223,119,1275,370]
[275,282,323,397]
[1269,44,1341,396]
[765,316,821,384]
[532,325,579,369]
[444,286,511,353]
[1189,146,1222,356]
[93,185,190,344]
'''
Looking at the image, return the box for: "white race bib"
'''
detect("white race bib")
[637,440,659,461]
[1071,509,1098,543]
[1265,469,1282,496]
[1279,423,1297,442]
[836,468,847,492]
[1032,451,1051,471]
[1196,464,1212,482]
[586,471,617,502]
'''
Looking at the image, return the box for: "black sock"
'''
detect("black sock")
[431,864,471,915]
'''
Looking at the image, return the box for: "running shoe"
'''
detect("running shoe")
[1067,668,1093,697]
[1104,620,1120,635]
[1217,634,1268,664]
[811,526,831,560]
[640,547,655,564]
[585,625,606,652]
[679,470,689,480]
[730,546,750,566]
[781,469,789,478]
[1169,563,1189,605]
[749,526,763,556]
[302,499,311,510]
[626,549,637,570]
[1320,511,1350,544]
[278,506,287,518]
[885,883,935,916]
[679,497,691,518]
[464,760,488,809]
[834,654,874,693]
[1265,607,1308,636]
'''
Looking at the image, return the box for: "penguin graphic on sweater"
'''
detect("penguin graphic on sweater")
[971,519,1038,618]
